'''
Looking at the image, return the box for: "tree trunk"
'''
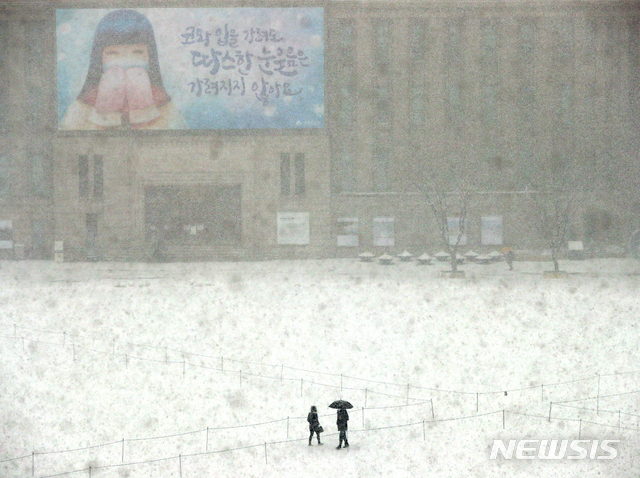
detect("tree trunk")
[450,254,457,272]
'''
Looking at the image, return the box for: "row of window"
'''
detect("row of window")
[333,17,639,130]
[335,216,504,247]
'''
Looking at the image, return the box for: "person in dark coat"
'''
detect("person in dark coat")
[307,405,322,445]
[336,407,349,449]
[502,247,515,270]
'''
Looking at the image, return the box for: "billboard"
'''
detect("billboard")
[57,8,324,130]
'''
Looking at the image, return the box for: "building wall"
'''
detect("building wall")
[0,0,638,260]
[327,1,640,255]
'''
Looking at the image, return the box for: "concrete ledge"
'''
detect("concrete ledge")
[543,271,570,279]
[440,270,466,278]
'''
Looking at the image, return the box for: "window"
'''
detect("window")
[445,82,463,132]
[0,21,7,128]
[375,83,392,125]
[373,217,394,246]
[94,155,103,198]
[334,20,355,125]
[0,155,12,196]
[559,83,573,125]
[79,155,89,197]
[280,153,290,196]
[445,19,463,67]
[294,153,305,196]
[30,154,50,197]
[333,146,355,193]
[483,85,498,126]
[409,19,429,64]
[409,85,427,128]
[518,19,536,60]
[373,20,392,74]
[281,153,305,196]
[373,146,390,192]
[481,216,503,245]
[26,22,46,125]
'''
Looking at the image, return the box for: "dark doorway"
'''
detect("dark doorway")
[144,184,242,246]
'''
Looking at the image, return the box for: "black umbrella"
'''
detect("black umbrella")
[329,400,353,409]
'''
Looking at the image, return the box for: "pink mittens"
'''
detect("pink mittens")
[125,67,160,125]
[89,65,126,127]
[88,66,160,127]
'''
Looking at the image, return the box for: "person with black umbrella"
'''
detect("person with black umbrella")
[329,400,352,449]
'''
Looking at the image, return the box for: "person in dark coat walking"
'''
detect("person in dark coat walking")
[307,405,322,445]
[502,246,515,270]
[336,407,349,449]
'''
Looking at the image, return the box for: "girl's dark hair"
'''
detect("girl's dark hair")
[311,405,317,412]
[79,9,165,99]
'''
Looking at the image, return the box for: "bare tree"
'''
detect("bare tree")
[531,159,579,273]
[420,176,474,273]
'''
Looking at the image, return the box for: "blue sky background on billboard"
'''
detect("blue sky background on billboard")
[56,8,325,130]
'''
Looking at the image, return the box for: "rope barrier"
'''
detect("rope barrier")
[6,403,639,477]
[3,323,639,398]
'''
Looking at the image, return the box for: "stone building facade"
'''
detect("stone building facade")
[0,0,638,261]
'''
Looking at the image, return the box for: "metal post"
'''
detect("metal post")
[541,384,544,402]
[179,454,182,478]
[503,410,505,429]
[121,439,125,462]
[430,399,435,420]
[364,388,368,408]
[423,420,426,441]
[596,374,600,415]
[476,393,479,412]
[32,451,34,477]
[287,417,289,439]
[264,443,268,464]
[548,402,552,422]
[578,418,582,439]
[406,384,410,405]
[206,427,209,451]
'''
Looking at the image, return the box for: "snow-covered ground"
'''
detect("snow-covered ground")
[1,257,639,477]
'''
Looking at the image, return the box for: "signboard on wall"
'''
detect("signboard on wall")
[447,217,467,246]
[277,212,309,245]
[57,8,324,130]
[0,220,12,250]
[373,217,394,247]
[336,217,358,247]
[481,216,503,245]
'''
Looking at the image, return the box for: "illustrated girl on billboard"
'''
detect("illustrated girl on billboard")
[60,9,186,130]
